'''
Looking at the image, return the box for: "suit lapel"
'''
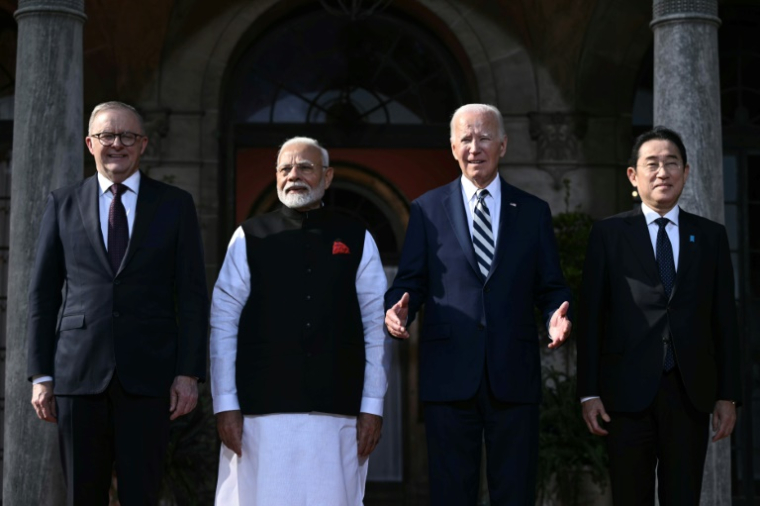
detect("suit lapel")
[442,179,482,280]
[119,174,164,273]
[671,209,698,301]
[486,178,519,282]
[76,176,113,274]
[622,209,661,288]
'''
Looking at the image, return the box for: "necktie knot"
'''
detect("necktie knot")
[110,183,127,197]
[655,217,669,230]
[476,188,490,202]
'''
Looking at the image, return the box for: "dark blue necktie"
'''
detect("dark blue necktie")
[655,217,676,371]
[108,183,129,273]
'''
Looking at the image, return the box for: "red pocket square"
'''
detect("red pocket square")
[332,240,350,255]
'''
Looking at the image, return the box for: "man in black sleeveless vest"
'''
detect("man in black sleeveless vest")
[210,137,389,505]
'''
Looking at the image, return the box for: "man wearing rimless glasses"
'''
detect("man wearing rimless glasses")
[27,101,208,506]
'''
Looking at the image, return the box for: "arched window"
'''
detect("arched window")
[226,6,471,147]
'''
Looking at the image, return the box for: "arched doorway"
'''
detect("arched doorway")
[222,4,474,501]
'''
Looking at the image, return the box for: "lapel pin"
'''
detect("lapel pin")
[690,235,695,243]
[510,203,517,207]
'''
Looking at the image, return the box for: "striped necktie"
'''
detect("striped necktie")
[472,189,494,277]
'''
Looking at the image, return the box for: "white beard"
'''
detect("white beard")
[278,180,326,209]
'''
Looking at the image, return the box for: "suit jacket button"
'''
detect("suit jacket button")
[477,324,485,330]
[113,311,120,317]
[484,287,491,293]
[114,280,121,285]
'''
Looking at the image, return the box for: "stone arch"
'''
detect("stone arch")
[141,0,542,266]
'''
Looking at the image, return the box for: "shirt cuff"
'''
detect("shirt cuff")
[33,376,53,384]
[580,396,600,403]
[213,394,241,414]
[360,396,384,417]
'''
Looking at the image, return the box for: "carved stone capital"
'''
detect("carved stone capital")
[15,0,86,22]
[142,109,170,161]
[528,112,587,163]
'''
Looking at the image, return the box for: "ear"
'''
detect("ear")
[85,136,96,155]
[138,136,149,156]
[683,163,690,183]
[499,135,508,157]
[451,139,457,159]
[626,166,638,187]
[323,166,335,190]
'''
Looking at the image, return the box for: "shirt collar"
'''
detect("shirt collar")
[98,170,141,196]
[460,174,501,203]
[641,202,679,227]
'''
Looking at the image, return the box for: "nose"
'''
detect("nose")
[286,167,301,181]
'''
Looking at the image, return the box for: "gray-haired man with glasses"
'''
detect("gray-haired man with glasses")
[210,136,389,505]
[27,101,208,505]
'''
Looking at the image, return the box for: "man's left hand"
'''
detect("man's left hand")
[712,400,737,442]
[169,375,198,420]
[357,412,383,457]
[548,301,571,349]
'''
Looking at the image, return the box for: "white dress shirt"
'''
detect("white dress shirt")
[460,175,501,246]
[580,203,681,403]
[210,225,390,416]
[33,171,141,385]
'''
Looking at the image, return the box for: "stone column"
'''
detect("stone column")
[651,1,729,505]
[3,1,85,505]
[651,0,723,223]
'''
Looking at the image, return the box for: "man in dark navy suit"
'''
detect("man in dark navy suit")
[385,103,572,505]
[27,101,208,506]
[577,126,741,505]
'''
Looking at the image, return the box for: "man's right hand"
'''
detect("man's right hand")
[217,410,243,457]
[385,292,410,339]
[31,381,56,423]
[582,398,610,436]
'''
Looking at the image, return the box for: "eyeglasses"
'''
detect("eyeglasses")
[276,162,327,176]
[639,160,682,173]
[91,132,144,147]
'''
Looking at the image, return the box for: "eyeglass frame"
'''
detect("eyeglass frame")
[90,131,145,147]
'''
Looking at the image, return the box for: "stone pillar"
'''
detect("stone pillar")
[651,0,723,223]
[651,1,730,505]
[3,1,85,505]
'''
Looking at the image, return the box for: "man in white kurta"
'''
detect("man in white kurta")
[210,137,389,506]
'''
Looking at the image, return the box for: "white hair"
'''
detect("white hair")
[449,103,505,139]
[277,136,330,168]
[88,101,145,135]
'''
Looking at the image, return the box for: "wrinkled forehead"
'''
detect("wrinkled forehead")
[277,144,322,165]
[453,112,499,136]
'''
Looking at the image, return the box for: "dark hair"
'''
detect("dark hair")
[628,126,687,168]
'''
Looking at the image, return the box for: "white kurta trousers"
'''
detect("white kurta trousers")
[215,413,368,506]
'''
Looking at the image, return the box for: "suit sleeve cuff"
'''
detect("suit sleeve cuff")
[213,394,241,415]
[360,396,384,417]
[32,376,53,384]
[580,396,600,403]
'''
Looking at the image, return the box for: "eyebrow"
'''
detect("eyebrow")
[643,154,680,161]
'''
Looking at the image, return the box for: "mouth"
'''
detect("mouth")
[467,160,485,165]
[285,184,310,194]
[106,154,129,161]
